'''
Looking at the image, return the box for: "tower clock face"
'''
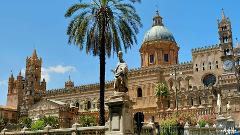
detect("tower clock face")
[223,60,234,71]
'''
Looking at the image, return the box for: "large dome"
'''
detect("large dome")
[143,25,175,42]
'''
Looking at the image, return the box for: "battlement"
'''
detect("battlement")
[191,44,220,53]
[179,61,192,65]
[46,81,114,95]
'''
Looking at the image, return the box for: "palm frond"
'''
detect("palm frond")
[65,4,90,17]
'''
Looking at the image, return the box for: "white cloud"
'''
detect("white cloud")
[42,65,76,82]
[46,65,76,74]
[0,80,7,86]
[21,65,76,82]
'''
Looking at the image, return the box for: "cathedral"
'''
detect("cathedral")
[1,10,240,127]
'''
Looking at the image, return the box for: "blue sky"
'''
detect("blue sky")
[0,0,239,105]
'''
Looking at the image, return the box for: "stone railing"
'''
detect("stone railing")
[184,125,240,135]
[0,123,107,135]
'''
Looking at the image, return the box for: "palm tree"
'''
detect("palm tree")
[65,0,142,126]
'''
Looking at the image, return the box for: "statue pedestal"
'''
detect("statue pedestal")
[216,115,227,128]
[106,92,134,135]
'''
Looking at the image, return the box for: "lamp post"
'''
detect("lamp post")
[170,67,182,116]
[233,39,240,92]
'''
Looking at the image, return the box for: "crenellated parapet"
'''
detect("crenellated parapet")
[192,44,220,54]
[128,66,162,77]
[163,61,193,74]
[46,81,114,96]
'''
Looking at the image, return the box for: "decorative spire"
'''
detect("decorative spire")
[68,75,71,81]
[152,10,163,27]
[18,70,22,76]
[221,8,226,20]
[10,70,13,77]
[32,49,38,59]
[236,38,240,48]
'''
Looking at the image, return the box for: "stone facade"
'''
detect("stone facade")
[1,9,240,127]
[0,106,17,123]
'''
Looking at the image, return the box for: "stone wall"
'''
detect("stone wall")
[184,127,240,135]
[0,124,107,135]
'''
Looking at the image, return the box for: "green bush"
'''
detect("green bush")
[78,115,96,127]
[198,119,207,127]
[19,117,32,128]
[155,83,169,97]
[160,117,178,135]
[42,116,59,128]
[31,119,45,131]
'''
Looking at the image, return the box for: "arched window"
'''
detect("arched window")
[149,54,154,64]
[167,100,170,108]
[164,54,169,62]
[75,102,79,108]
[198,97,201,105]
[137,88,142,97]
[202,62,205,71]
[191,98,194,106]
[87,101,91,110]
[209,62,212,70]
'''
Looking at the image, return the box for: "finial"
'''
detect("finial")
[10,70,14,78]
[152,10,163,26]
[236,38,240,48]
[68,75,71,81]
[221,8,226,19]
[156,10,160,16]
[19,70,21,76]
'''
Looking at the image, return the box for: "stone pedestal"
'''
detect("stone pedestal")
[106,92,134,135]
[216,115,227,128]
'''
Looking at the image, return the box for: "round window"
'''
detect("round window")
[202,74,216,86]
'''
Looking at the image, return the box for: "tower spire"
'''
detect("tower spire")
[19,70,22,76]
[32,49,38,59]
[221,8,226,20]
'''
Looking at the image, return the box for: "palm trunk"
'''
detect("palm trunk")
[99,14,106,126]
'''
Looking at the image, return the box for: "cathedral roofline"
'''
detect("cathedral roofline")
[191,44,220,53]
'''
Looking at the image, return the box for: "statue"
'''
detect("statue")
[227,101,231,115]
[113,51,128,93]
[217,94,222,115]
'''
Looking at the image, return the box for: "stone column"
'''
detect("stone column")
[106,92,134,135]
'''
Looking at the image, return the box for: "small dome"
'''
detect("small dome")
[143,11,175,43]
[143,25,175,42]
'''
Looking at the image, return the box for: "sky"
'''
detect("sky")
[0,0,240,105]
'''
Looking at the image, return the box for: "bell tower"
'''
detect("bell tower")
[218,9,233,56]
[20,49,46,116]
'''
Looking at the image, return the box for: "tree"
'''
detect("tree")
[155,83,169,97]
[0,117,5,131]
[65,0,142,125]
[42,116,59,129]
[78,115,97,127]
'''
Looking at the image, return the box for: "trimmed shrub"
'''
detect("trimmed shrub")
[78,115,96,127]
[31,119,45,131]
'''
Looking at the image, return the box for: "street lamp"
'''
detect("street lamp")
[170,67,182,116]
[233,39,240,92]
